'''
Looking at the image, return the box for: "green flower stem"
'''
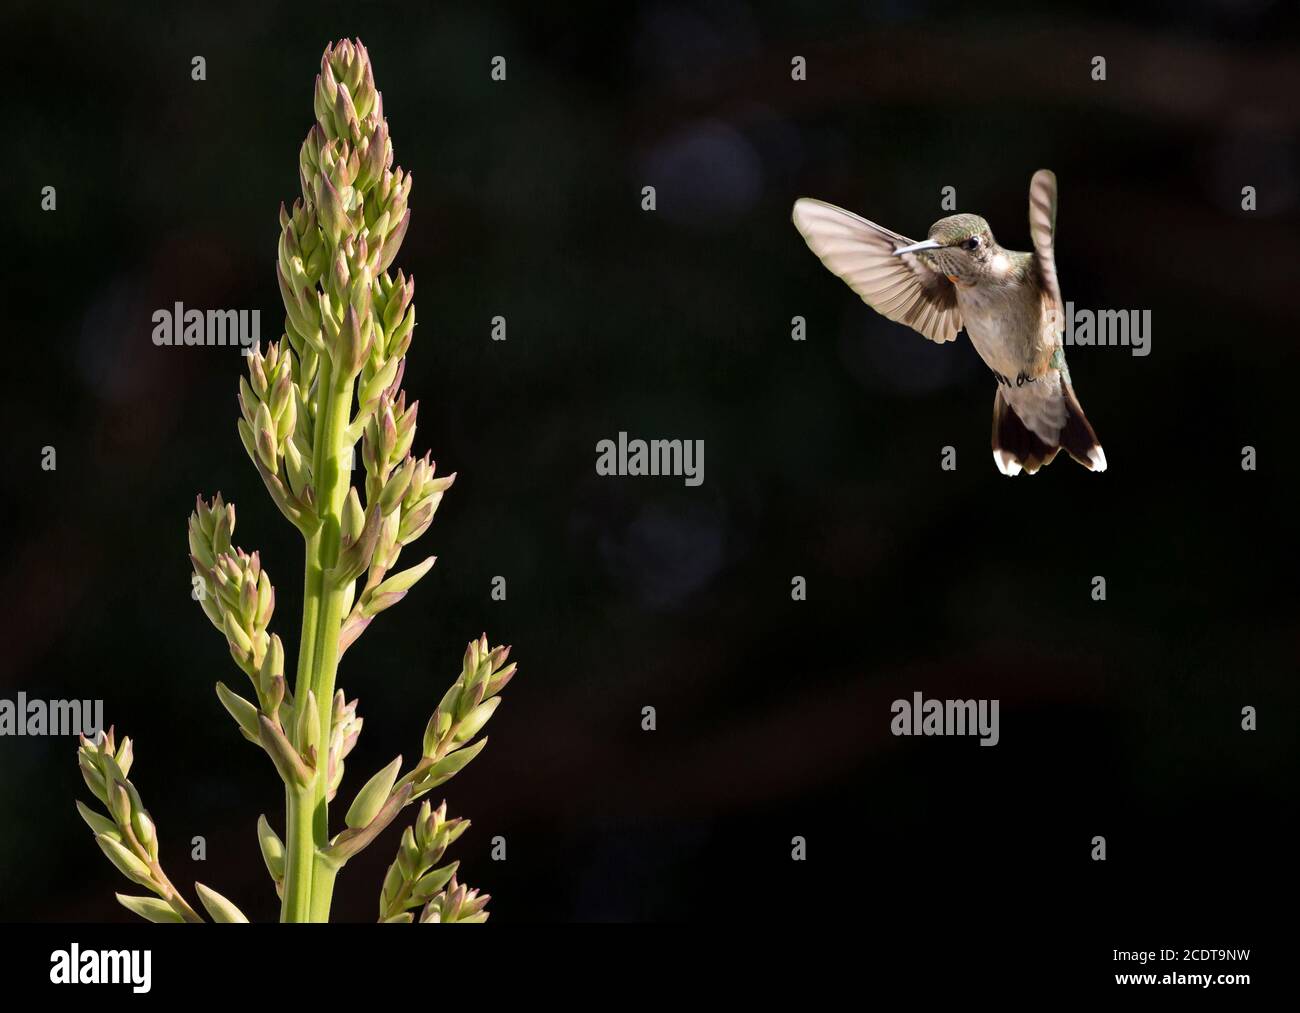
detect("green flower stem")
[307,370,355,919]
[281,785,315,921]
[282,517,324,921]
[281,361,354,922]
[310,862,340,921]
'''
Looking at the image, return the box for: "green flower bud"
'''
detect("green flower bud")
[411,862,458,903]
[284,438,311,499]
[452,698,501,745]
[115,736,134,779]
[255,401,278,473]
[420,738,486,788]
[96,834,154,888]
[215,682,261,742]
[195,883,250,923]
[372,556,435,599]
[79,755,109,806]
[341,487,366,545]
[345,755,402,829]
[116,894,184,924]
[257,814,286,883]
[259,633,285,701]
[296,689,320,758]
[108,780,132,825]
[132,810,157,858]
[76,800,120,838]
[316,174,346,246]
[377,459,414,516]
[223,611,254,663]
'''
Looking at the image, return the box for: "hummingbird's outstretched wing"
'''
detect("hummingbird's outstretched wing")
[791,198,962,344]
[1028,170,1062,311]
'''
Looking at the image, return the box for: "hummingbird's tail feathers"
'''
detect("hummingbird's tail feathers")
[992,389,1058,475]
[992,384,1104,475]
[1059,381,1106,472]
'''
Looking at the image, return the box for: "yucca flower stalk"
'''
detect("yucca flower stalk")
[76,39,516,924]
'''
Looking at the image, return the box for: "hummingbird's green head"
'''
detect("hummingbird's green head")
[927,214,993,248]
[893,214,1002,285]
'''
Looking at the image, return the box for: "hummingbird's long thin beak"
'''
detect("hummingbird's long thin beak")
[893,239,943,256]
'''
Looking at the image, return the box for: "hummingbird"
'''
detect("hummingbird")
[791,170,1105,476]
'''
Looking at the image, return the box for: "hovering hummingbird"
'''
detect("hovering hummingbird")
[792,170,1105,476]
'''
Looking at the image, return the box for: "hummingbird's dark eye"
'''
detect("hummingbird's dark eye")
[962,236,982,251]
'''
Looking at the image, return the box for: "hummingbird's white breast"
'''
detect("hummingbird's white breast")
[956,270,1057,381]
[956,268,1070,444]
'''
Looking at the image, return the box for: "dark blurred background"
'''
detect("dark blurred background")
[3,0,1297,926]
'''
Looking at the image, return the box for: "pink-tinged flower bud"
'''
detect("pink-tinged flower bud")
[260,634,284,701]
[238,568,259,625]
[284,439,310,499]
[379,208,410,273]
[356,121,390,192]
[379,402,398,463]
[269,368,293,422]
[255,401,278,472]
[377,458,415,516]
[334,84,360,144]
[315,66,338,137]
[341,487,365,544]
[356,54,378,119]
[315,174,346,246]
[212,503,234,555]
[256,570,275,627]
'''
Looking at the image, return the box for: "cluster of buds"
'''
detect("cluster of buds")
[76,730,206,923]
[366,271,415,390]
[308,41,395,201]
[295,39,411,397]
[265,37,437,662]
[325,689,363,802]
[340,442,455,654]
[188,495,277,679]
[257,39,420,555]
[391,636,516,802]
[277,198,325,406]
[316,636,514,873]
[188,495,340,794]
[379,801,470,922]
[238,343,316,531]
[417,876,490,924]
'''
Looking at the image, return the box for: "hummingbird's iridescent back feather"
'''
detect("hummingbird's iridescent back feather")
[791,198,963,344]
